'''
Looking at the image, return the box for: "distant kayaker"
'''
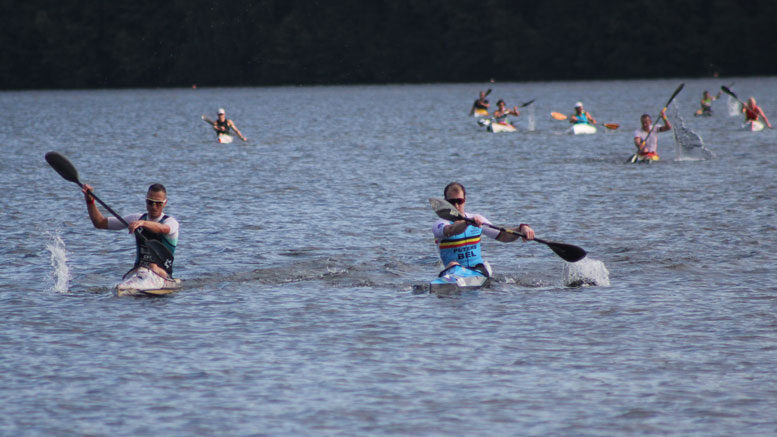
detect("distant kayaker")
[742,97,772,128]
[82,183,179,278]
[633,109,672,160]
[569,101,597,125]
[492,100,520,125]
[433,182,534,276]
[470,90,491,116]
[695,90,720,116]
[213,108,247,141]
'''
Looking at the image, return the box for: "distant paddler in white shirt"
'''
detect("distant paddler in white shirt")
[212,108,247,142]
[492,99,520,126]
[632,108,672,162]
[470,89,491,116]
[570,101,597,125]
[694,90,720,117]
[82,183,179,279]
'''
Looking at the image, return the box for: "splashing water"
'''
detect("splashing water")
[563,257,610,287]
[727,95,740,117]
[46,233,70,293]
[669,103,715,161]
[526,105,536,131]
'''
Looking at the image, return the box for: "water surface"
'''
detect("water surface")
[1,78,776,435]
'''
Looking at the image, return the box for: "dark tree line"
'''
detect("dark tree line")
[3,0,776,90]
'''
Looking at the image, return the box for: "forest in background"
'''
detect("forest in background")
[3,0,776,90]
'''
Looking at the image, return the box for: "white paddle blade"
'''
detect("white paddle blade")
[429,198,463,221]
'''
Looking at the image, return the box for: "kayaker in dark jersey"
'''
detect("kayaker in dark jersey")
[432,182,534,275]
[82,183,179,278]
[213,108,247,141]
[470,90,491,116]
[569,101,597,125]
[695,90,720,116]
[742,97,772,128]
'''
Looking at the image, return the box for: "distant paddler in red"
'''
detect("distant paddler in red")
[742,97,772,129]
[212,108,248,142]
[633,108,672,162]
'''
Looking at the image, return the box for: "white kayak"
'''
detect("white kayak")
[429,264,491,295]
[570,123,597,135]
[744,120,764,132]
[218,133,234,143]
[116,267,182,297]
[487,121,517,133]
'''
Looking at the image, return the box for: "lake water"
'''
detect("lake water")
[1,78,776,435]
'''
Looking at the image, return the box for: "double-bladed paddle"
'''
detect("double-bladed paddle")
[429,198,587,263]
[720,86,744,106]
[44,151,174,272]
[550,112,619,129]
[628,83,684,163]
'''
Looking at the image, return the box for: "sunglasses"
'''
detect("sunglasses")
[146,198,165,206]
[446,198,465,205]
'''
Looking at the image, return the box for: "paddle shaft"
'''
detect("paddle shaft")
[552,112,617,129]
[429,197,587,263]
[82,184,132,228]
[458,215,548,244]
[454,215,585,262]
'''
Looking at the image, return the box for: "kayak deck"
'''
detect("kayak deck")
[571,123,597,135]
[486,121,517,133]
[744,120,764,132]
[218,133,234,143]
[115,267,182,297]
[430,264,490,295]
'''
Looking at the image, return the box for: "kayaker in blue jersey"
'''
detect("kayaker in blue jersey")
[432,182,534,276]
[213,108,247,141]
[569,102,597,125]
[492,100,520,126]
[82,183,179,278]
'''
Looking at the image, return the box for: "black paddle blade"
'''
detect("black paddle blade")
[429,198,463,221]
[45,152,81,185]
[666,83,685,107]
[521,99,536,107]
[146,240,174,275]
[720,85,738,101]
[540,239,587,263]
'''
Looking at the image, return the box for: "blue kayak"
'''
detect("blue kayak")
[429,264,491,295]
